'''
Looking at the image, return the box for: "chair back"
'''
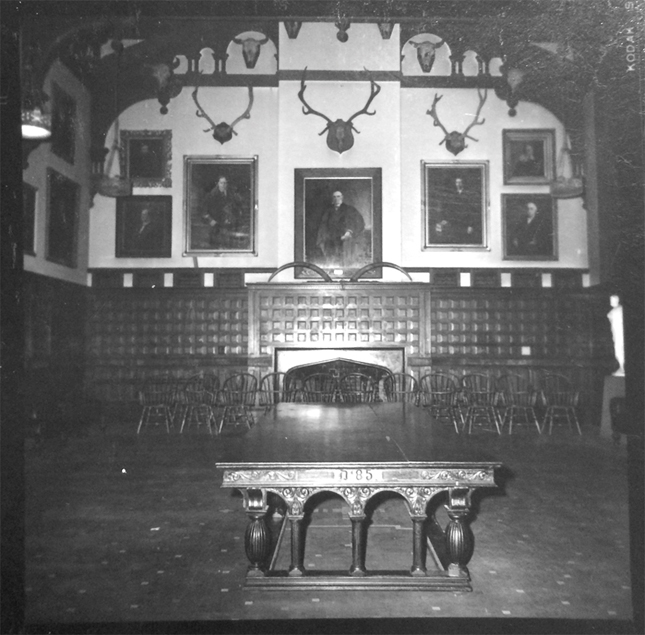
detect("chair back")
[419,372,458,407]
[202,372,220,394]
[139,375,177,407]
[221,373,258,406]
[541,374,579,407]
[497,373,535,407]
[259,372,298,407]
[383,373,419,403]
[339,373,378,403]
[302,373,339,403]
[460,373,498,406]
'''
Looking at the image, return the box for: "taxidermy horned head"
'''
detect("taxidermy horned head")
[298,67,381,154]
[192,78,254,145]
[426,88,488,155]
[232,34,270,69]
[411,38,445,73]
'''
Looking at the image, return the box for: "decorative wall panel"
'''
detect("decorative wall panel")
[85,289,249,401]
[248,283,429,359]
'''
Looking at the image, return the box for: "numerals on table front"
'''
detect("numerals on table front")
[338,469,374,481]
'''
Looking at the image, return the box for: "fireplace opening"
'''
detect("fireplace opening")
[275,348,404,399]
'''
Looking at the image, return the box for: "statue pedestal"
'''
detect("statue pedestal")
[601,375,626,438]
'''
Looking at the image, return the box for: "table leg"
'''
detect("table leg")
[243,489,270,577]
[410,515,427,576]
[349,516,367,576]
[445,489,474,578]
[288,516,306,576]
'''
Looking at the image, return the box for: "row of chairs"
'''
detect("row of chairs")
[419,372,581,436]
[137,370,581,436]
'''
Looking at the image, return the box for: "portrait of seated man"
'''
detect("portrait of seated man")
[426,169,484,247]
[505,197,555,259]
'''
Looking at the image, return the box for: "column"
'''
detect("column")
[243,489,270,577]
[444,489,474,577]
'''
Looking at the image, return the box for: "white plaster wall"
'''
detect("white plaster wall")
[85,21,588,274]
[89,85,279,269]
[274,80,401,281]
[280,22,400,71]
[23,60,91,285]
[400,88,588,268]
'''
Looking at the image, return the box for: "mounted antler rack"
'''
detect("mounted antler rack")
[192,75,254,145]
[426,87,488,155]
[298,67,381,154]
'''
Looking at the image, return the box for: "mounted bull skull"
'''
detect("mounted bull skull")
[411,38,445,73]
[192,79,254,144]
[232,34,270,69]
[298,68,381,154]
[426,88,488,155]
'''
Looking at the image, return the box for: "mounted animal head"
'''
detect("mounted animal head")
[411,38,445,73]
[426,88,488,155]
[192,78,254,144]
[298,68,381,154]
[232,34,270,69]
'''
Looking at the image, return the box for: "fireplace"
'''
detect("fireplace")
[276,348,403,383]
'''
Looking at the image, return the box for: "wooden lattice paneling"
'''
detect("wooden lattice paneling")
[249,283,429,359]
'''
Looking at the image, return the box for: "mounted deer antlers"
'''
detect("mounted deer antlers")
[298,67,381,154]
[192,77,254,145]
[426,88,488,155]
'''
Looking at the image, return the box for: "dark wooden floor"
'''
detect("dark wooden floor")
[23,403,639,633]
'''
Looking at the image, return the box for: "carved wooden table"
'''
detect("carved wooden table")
[217,402,501,591]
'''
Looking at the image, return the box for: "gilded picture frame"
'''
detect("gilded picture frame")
[294,168,382,279]
[503,129,555,185]
[184,156,258,256]
[120,130,173,187]
[422,162,488,249]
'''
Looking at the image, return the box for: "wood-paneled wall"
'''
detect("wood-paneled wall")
[81,280,616,427]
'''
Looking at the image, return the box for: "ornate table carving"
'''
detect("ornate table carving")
[219,460,498,590]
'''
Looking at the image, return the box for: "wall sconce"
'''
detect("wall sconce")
[21,43,51,139]
[504,67,524,116]
[494,65,525,116]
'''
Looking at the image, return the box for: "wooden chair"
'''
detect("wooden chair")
[496,373,541,434]
[540,374,582,435]
[301,373,339,403]
[179,374,216,434]
[460,373,501,435]
[339,373,378,403]
[217,373,258,433]
[258,372,299,411]
[383,372,420,405]
[137,375,176,434]
[419,372,462,433]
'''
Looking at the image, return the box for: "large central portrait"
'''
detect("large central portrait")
[295,168,382,279]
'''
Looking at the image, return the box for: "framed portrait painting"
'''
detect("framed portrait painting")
[503,129,555,184]
[295,168,382,279]
[51,82,76,164]
[120,130,172,187]
[502,194,557,260]
[184,156,257,255]
[116,196,172,258]
[422,162,488,249]
[46,169,79,267]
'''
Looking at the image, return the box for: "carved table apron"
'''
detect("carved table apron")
[217,402,501,590]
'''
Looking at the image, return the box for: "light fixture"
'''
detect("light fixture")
[504,67,524,116]
[21,42,51,140]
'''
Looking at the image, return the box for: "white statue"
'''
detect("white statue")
[607,295,625,377]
